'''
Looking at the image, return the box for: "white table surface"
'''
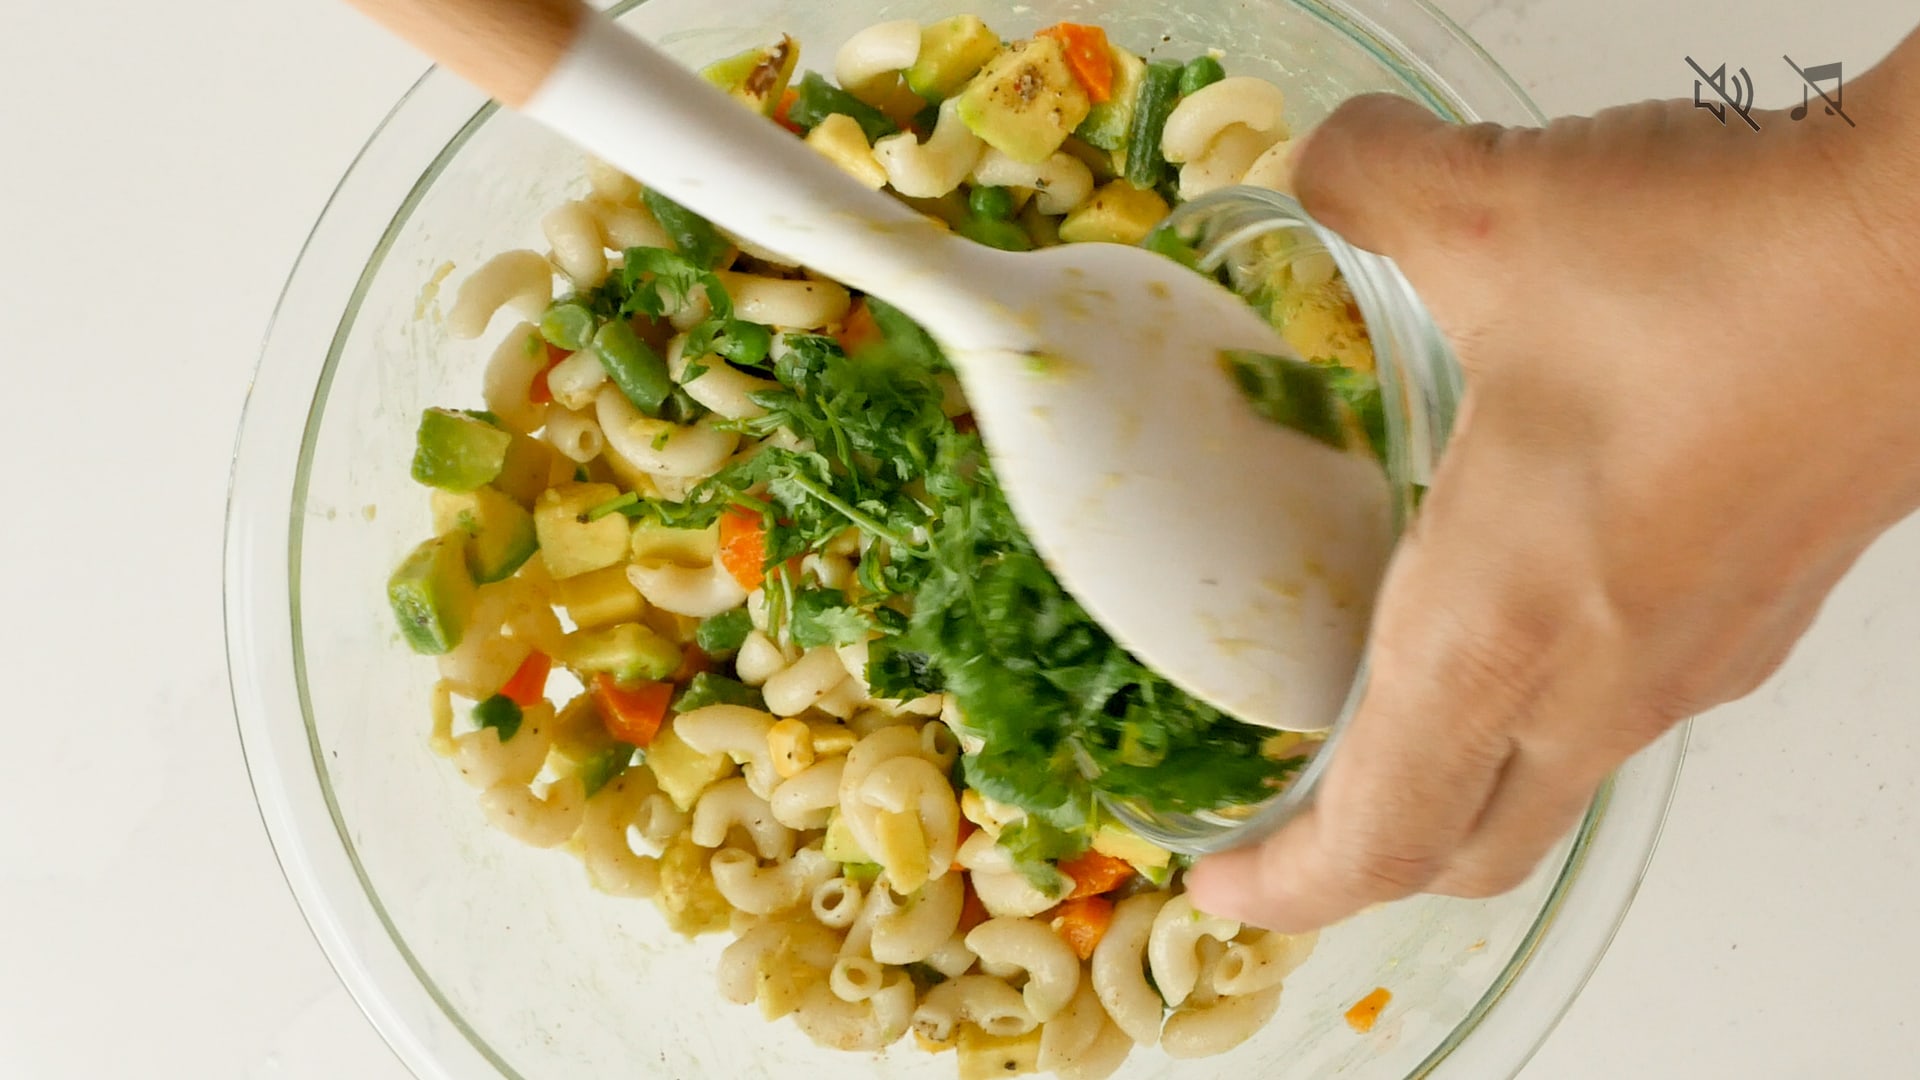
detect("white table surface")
[4,1,1915,1077]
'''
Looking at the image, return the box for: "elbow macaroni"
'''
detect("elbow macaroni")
[1179,124,1287,201]
[912,975,1036,1043]
[543,347,610,413]
[480,774,586,848]
[1213,928,1318,997]
[541,200,609,287]
[447,250,553,340]
[1146,893,1243,1007]
[690,777,795,860]
[1091,892,1169,1047]
[481,322,550,435]
[770,756,846,830]
[543,405,606,464]
[854,754,959,893]
[970,149,1096,216]
[873,97,986,199]
[667,334,776,420]
[576,769,661,898]
[595,385,741,479]
[626,557,750,620]
[714,271,852,330]
[869,873,963,965]
[1160,77,1289,163]
[1160,985,1284,1059]
[762,646,855,718]
[964,917,1081,1021]
[673,704,780,798]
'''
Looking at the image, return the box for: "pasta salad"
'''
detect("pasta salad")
[387,15,1380,1078]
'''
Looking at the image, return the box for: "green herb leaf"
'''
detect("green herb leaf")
[788,588,874,648]
[472,694,523,742]
[694,609,754,654]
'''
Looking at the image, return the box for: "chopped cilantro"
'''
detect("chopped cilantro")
[471,694,522,742]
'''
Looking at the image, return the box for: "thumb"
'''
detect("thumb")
[1292,94,1514,260]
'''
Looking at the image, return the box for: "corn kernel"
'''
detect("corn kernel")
[769,717,815,778]
[807,719,857,757]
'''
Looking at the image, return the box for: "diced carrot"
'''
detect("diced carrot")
[718,507,772,589]
[774,88,804,134]
[1038,24,1116,103]
[671,644,712,684]
[835,299,883,356]
[499,650,553,708]
[1051,896,1115,960]
[1058,849,1135,899]
[957,877,989,934]
[530,343,568,405]
[591,674,673,747]
[1345,987,1392,1033]
[717,507,803,589]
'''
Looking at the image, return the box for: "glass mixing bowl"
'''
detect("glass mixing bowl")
[225,1,1688,1077]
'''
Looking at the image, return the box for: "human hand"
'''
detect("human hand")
[1188,41,1920,932]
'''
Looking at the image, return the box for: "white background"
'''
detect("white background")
[3,0,1916,1076]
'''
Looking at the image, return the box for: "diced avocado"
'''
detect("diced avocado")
[1058,180,1172,246]
[574,743,638,799]
[656,834,732,936]
[804,113,888,189]
[822,811,871,864]
[699,35,800,116]
[840,861,883,886]
[534,483,631,579]
[386,532,477,655]
[432,486,539,584]
[671,672,765,713]
[647,724,734,811]
[560,622,681,684]
[554,563,646,631]
[905,15,1002,101]
[956,37,1091,165]
[1091,823,1173,872]
[491,433,555,509]
[1074,46,1148,150]
[956,1025,1042,1080]
[410,408,511,492]
[551,694,624,766]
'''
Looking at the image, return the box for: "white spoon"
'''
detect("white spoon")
[349,0,1394,733]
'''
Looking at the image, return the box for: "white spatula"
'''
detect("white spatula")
[348,0,1393,733]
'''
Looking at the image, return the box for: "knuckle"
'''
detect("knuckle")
[1331,841,1447,899]
[1438,863,1531,901]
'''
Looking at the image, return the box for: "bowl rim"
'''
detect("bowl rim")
[224,3,1680,1079]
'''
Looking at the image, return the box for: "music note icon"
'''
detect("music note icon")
[1785,57,1856,127]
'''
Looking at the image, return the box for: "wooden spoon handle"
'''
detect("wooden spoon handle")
[343,0,583,107]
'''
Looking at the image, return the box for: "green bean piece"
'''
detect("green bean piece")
[1124,61,1184,190]
[958,214,1033,252]
[1179,55,1226,96]
[641,189,730,269]
[593,320,674,417]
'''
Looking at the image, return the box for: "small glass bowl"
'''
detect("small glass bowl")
[1102,187,1462,856]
